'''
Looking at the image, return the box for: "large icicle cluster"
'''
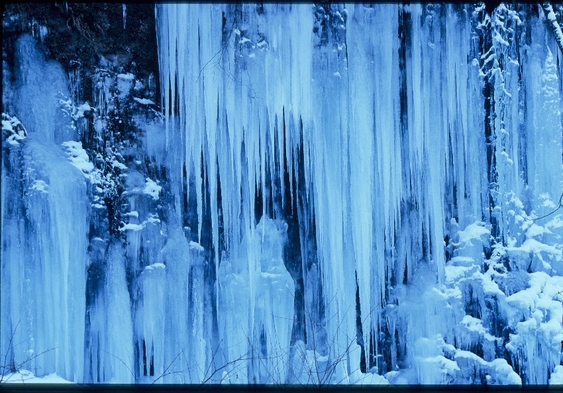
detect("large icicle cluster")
[155,2,563,385]
[157,2,456,379]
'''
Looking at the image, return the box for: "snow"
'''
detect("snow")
[111,158,127,170]
[504,272,563,383]
[526,223,547,239]
[117,72,135,80]
[521,238,561,260]
[551,365,563,385]
[143,177,161,200]
[2,113,27,145]
[30,179,48,193]
[189,241,204,251]
[120,223,144,232]
[61,140,94,175]
[460,315,488,336]
[144,262,166,271]
[543,4,563,51]
[457,222,490,246]
[349,370,389,385]
[119,213,161,232]
[1,369,73,384]
[117,73,135,99]
[489,359,522,385]
[133,97,155,106]
[445,264,478,284]
[75,102,92,117]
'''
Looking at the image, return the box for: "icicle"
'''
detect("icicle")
[155,3,563,384]
[98,242,135,383]
[526,44,562,212]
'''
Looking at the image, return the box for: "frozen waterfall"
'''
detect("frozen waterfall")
[155,3,562,384]
[2,34,88,382]
[1,3,563,386]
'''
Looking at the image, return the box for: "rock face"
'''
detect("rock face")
[3,4,157,75]
[2,3,563,386]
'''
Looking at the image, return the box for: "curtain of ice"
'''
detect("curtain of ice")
[157,4,306,383]
[485,5,527,240]
[155,3,474,381]
[155,3,562,383]
[484,4,563,241]
[346,4,489,374]
[492,7,563,384]
[1,34,88,382]
[344,3,401,375]
[2,3,562,385]
[524,15,563,214]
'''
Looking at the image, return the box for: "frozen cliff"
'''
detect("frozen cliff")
[1,3,563,386]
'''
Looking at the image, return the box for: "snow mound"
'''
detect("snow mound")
[143,177,161,200]
[61,140,94,176]
[1,369,73,384]
[134,97,155,106]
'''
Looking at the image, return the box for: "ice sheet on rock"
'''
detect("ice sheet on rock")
[2,133,88,382]
[253,217,295,383]
[526,45,562,211]
[135,262,166,381]
[12,34,77,143]
[218,256,251,384]
[3,36,90,384]
[129,221,212,384]
[158,224,194,383]
[156,3,488,380]
[87,242,134,383]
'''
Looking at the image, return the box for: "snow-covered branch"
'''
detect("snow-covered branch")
[542,3,563,55]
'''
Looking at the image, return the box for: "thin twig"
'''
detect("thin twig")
[533,192,563,221]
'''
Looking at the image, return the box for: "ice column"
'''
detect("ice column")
[2,34,88,382]
[87,242,134,383]
[135,262,166,382]
[524,22,563,213]
[251,217,295,383]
